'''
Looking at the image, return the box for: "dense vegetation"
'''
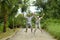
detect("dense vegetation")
[0,0,60,40]
[42,19,60,40]
[35,0,60,40]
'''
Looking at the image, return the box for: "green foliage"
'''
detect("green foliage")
[0,0,29,32]
[32,17,36,28]
[0,0,19,20]
[43,0,60,19]
[8,16,14,29]
[21,0,29,12]
[9,4,19,17]
[15,14,26,28]
[35,0,60,19]
[0,0,19,32]
[21,4,28,12]
[42,18,60,40]
[0,23,4,32]
[0,21,9,32]
[8,13,36,28]
[8,14,26,28]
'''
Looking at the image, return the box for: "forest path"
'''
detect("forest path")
[8,28,56,40]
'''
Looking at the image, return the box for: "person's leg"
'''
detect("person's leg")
[30,23,33,32]
[34,24,37,33]
[38,23,42,32]
[26,24,28,32]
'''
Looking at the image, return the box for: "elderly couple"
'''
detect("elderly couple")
[24,13,45,33]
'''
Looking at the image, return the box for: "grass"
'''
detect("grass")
[0,23,4,32]
[42,18,60,40]
[0,28,18,39]
[0,22,19,39]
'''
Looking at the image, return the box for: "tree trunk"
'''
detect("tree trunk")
[1,1,8,32]
[3,14,7,32]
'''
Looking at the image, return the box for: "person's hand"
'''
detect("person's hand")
[43,13,45,16]
[32,13,34,15]
[32,13,35,16]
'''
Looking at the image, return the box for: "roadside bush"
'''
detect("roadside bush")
[15,14,26,28]
[0,22,3,32]
[8,14,26,29]
[42,18,60,40]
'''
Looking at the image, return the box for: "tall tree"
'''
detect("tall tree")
[0,0,19,32]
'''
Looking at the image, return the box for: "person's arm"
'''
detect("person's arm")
[32,13,35,17]
[24,15,28,18]
[31,13,35,18]
[40,14,45,19]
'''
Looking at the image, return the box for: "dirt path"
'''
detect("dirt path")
[8,28,56,40]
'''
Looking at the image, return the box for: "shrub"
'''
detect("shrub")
[42,18,60,40]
